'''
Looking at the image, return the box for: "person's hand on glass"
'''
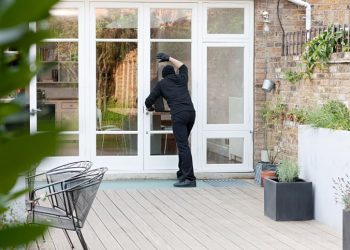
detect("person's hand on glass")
[156,52,170,62]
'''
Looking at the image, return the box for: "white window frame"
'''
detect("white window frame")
[143,3,198,171]
[89,2,144,172]
[203,2,253,41]
[31,1,86,171]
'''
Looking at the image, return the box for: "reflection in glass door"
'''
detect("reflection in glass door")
[36,8,80,157]
[95,8,138,157]
[144,5,194,170]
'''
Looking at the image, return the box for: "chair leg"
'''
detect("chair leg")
[35,239,40,249]
[76,229,88,250]
[63,229,74,249]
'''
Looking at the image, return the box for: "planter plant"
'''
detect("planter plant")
[255,97,286,186]
[264,159,314,221]
[333,175,350,249]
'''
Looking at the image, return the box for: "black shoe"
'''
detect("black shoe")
[173,179,196,188]
[176,170,183,180]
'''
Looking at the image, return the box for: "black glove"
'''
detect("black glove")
[156,52,170,62]
[147,105,155,111]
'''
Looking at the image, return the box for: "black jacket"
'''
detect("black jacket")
[145,64,195,115]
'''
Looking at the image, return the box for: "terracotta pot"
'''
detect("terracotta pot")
[261,170,276,187]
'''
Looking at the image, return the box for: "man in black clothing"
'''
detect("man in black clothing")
[145,53,196,187]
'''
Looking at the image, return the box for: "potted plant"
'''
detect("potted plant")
[264,159,314,221]
[255,97,286,186]
[333,175,350,249]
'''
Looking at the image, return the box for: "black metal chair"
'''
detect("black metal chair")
[25,161,92,210]
[27,167,108,250]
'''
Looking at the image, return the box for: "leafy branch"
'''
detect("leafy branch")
[284,24,344,83]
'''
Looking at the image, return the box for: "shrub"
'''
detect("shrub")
[277,159,299,182]
[305,100,350,131]
[333,175,350,212]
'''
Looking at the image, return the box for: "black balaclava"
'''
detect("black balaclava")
[162,65,175,78]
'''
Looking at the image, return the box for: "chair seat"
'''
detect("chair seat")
[28,206,76,230]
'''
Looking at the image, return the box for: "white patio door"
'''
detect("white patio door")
[30,2,86,171]
[91,3,144,171]
[90,3,195,171]
[143,4,196,170]
[200,2,254,172]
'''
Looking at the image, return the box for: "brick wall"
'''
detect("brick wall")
[254,0,350,163]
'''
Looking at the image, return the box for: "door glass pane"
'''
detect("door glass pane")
[207,47,244,124]
[207,138,243,164]
[56,134,79,156]
[96,9,137,39]
[38,9,78,38]
[96,42,138,131]
[150,42,191,122]
[151,9,191,39]
[207,8,244,34]
[150,134,177,155]
[150,112,172,131]
[37,42,79,131]
[97,134,137,156]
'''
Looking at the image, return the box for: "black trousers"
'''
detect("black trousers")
[172,110,196,181]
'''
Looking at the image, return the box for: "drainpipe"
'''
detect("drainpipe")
[288,0,312,31]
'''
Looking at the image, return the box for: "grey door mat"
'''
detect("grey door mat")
[100,179,248,190]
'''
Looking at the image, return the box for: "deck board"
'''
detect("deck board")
[37,180,342,250]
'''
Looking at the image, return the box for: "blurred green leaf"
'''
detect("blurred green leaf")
[0,0,59,29]
[0,132,58,194]
[0,205,7,215]
[0,65,32,97]
[0,103,21,123]
[0,224,47,248]
[3,188,29,203]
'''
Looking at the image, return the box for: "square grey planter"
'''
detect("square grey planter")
[344,210,350,250]
[264,178,314,221]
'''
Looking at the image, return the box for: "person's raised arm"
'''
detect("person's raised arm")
[169,57,184,69]
[156,53,184,69]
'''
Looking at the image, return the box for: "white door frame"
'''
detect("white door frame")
[31,1,86,171]
[143,3,198,170]
[199,1,254,172]
[32,0,254,174]
[89,2,144,172]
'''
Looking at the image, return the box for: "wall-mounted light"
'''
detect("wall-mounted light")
[262,11,270,33]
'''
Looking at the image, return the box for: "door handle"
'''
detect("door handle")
[30,108,42,116]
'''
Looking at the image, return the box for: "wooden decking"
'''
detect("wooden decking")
[32,180,341,250]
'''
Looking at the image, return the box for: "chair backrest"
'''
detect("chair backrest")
[46,161,92,210]
[65,168,107,228]
[25,161,92,211]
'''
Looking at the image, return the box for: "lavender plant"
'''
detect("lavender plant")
[333,175,350,212]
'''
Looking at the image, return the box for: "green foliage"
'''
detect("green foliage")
[286,107,309,124]
[333,175,350,211]
[0,0,59,248]
[283,70,304,84]
[284,24,343,83]
[261,97,287,164]
[305,100,350,131]
[302,25,343,77]
[277,159,299,182]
